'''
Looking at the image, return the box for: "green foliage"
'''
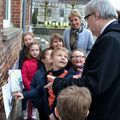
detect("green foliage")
[32,12,37,26]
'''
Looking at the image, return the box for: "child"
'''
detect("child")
[50,33,64,49]
[18,32,34,69]
[14,47,70,120]
[40,47,53,71]
[22,42,41,120]
[30,47,53,120]
[55,85,92,120]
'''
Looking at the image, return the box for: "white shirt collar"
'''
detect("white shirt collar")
[100,19,116,34]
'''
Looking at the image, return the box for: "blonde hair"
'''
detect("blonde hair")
[68,9,81,20]
[51,47,69,58]
[56,86,92,120]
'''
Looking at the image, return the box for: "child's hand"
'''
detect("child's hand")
[73,74,82,79]
[47,75,56,82]
[44,82,53,89]
[13,92,24,100]
[44,75,56,89]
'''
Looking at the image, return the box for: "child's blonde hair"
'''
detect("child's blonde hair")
[56,86,92,120]
[50,47,69,58]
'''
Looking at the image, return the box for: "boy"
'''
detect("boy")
[55,86,92,120]
[14,47,69,120]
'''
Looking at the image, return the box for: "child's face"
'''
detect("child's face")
[51,38,63,49]
[52,50,68,71]
[42,50,52,68]
[24,34,34,46]
[29,44,40,59]
[71,51,85,68]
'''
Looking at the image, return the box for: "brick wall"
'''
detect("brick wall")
[12,0,22,27]
[0,29,22,119]
[0,0,23,118]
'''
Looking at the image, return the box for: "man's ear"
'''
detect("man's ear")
[94,11,100,20]
[55,107,59,118]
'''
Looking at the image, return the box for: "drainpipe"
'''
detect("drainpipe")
[22,0,27,33]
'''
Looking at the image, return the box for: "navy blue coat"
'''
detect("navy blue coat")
[53,21,120,120]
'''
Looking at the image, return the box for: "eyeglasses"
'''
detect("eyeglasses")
[71,55,85,59]
[84,13,94,21]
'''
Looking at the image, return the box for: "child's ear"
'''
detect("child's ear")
[55,107,59,118]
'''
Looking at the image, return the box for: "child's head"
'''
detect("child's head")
[71,49,87,68]
[26,42,41,59]
[51,47,69,71]
[50,33,64,49]
[22,32,34,47]
[55,86,92,120]
[40,48,53,71]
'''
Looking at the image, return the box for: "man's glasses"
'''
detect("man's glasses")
[84,13,94,21]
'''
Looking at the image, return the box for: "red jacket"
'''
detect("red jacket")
[22,59,38,90]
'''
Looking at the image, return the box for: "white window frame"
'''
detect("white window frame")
[3,0,12,28]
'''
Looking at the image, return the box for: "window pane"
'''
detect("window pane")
[60,9,64,17]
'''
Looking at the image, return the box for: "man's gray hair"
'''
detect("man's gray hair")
[85,0,118,19]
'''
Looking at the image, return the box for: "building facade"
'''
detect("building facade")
[0,0,32,119]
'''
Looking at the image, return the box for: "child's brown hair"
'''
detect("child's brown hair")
[56,86,92,120]
[50,33,64,48]
[40,47,53,60]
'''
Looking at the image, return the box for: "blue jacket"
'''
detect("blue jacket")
[63,27,94,53]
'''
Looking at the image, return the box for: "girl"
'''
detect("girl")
[22,42,41,120]
[18,32,34,69]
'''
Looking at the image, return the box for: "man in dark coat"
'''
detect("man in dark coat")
[47,0,120,120]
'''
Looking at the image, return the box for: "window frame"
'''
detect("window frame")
[3,0,12,28]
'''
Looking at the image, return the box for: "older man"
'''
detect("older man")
[48,0,120,120]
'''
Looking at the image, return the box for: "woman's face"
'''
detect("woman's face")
[69,16,81,29]
[71,50,86,68]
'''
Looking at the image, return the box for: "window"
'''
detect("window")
[48,8,51,17]
[3,0,12,28]
[60,9,64,17]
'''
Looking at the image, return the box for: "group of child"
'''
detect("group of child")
[15,32,92,120]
